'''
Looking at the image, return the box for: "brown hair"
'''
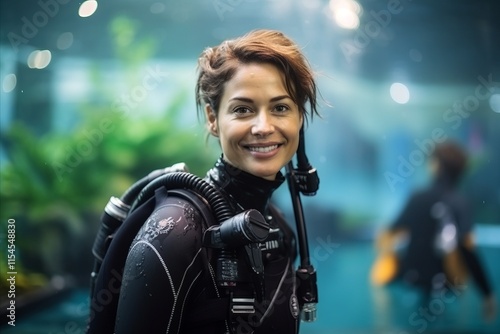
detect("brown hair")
[432,140,469,185]
[195,29,319,121]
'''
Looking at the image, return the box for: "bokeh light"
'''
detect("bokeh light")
[27,50,52,69]
[329,0,362,30]
[489,93,500,113]
[79,0,98,18]
[57,32,74,50]
[2,73,17,93]
[390,82,410,104]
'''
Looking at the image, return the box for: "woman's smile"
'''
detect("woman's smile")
[245,144,280,153]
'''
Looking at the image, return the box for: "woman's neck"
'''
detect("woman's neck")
[204,156,285,214]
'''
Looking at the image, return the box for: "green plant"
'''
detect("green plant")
[0,90,218,289]
[0,14,220,294]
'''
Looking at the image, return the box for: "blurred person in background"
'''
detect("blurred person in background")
[371,140,496,322]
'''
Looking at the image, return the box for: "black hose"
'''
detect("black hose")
[287,128,319,319]
[296,127,310,171]
[285,162,311,267]
[130,172,234,222]
[121,176,152,205]
[121,163,190,205]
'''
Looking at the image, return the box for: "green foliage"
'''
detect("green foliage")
[0,90,218,281]
[1,90,217,222]
[109,15,157,67]
[0,13,219,284]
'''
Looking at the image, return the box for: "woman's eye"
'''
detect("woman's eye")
[233,106,252,114]
[274,104,290,113]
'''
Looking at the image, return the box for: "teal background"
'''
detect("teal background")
[1,0,499,332]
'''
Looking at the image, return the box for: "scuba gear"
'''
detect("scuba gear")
[286,126,319,322]
[293,127,320,196]
[203,209,270,249]
[203,209,270,302]
[203,209,269,302]
[90,162,190,291]
[87,128,320,332]
[88,167,272,333]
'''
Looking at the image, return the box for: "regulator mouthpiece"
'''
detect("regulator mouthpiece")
[203,209,269,249]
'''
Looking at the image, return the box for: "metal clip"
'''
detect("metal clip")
[231,297,255,314]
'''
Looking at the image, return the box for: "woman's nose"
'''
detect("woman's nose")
[251,111,274,136]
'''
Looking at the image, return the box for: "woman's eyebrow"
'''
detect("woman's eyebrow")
[229,96,253,103]
[229,95,292,103]
[270,95,292,102]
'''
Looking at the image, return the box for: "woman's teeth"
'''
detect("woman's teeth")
[248,145,278,153]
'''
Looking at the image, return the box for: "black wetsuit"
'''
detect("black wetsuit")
[390,176,492,297]
[115,158,300,333]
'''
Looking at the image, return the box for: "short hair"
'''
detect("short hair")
[196,29,319,121]
[432,140,469,185]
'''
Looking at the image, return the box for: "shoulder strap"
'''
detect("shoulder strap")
[87,187,218,334]
[168,188,217,229]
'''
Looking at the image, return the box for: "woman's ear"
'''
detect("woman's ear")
[205,104,218,137]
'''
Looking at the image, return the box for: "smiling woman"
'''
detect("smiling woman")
[103,29,322,334]
[197,29,320,181]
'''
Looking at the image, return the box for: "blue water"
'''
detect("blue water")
[2,289,89,334]
[2,242,499,333]
[300,243,500,334]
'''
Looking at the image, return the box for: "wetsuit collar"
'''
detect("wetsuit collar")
[205,156,285,214]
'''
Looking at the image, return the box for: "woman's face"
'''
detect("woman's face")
[205,62,303,180]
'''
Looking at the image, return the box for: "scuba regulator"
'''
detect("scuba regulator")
[89,127,320,332]
[286,126,319,322]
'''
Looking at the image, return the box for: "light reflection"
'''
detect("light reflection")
[390,82,410,104]
[329,0,362,30]
[79,0,98,18]
[2,74,17,93]
[334,8,359,29]
[27,50,52,69]
[489,94,500,113]
[330,0,362,14]
[57,32,74,50]
[442,224,457,243]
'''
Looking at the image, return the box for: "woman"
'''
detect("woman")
[114,29,320,333]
